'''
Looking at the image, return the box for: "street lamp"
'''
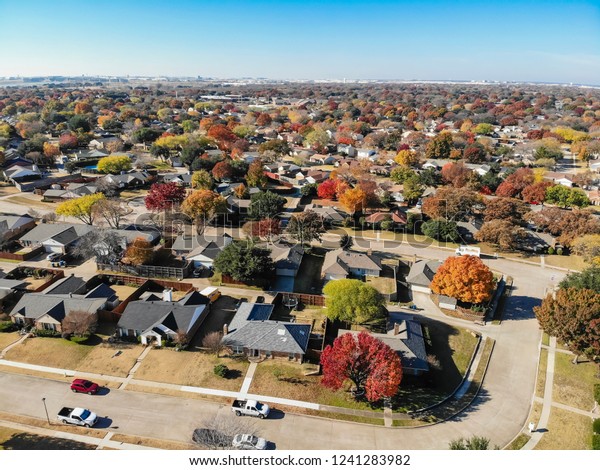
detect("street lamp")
[41,397,50,425]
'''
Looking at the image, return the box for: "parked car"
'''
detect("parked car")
[192,428,231,448]
[232,434,267,450]
[70,379,99,395]
[57,407,98,427]
[231,399,270,419]
[192,267,204,278]
[46,253,62,261]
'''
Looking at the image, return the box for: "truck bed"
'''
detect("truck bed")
[57,407,74,417]
[231,400,246,409]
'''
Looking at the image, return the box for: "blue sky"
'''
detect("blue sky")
[0,0,599,84]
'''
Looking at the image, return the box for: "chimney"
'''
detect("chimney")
[162,288,172,302]
[223,323,229,336]
[393,323,399,336]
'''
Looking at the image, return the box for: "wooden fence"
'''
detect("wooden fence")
[0,245,43,261]
[274,291,326,307]
[97,262,192,280]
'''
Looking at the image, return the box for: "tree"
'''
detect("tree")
[96,155,132,174]
[418,168,442,187]
[476,220,525,250]
[56,193,105,225]
[449,436,490,450]
[473,123,494,135]
[191,169,214,190]
[145,182,186,211]
[323,279,386,324]
[527,208,600,247]
[546,185,589,208]
[463,143,487,163]
[248,191,286,220]
[534,288,600,365]
[394,149,419,166]
[287,210,325,245]
[43,142,60,158]
[390,166,417,184]
[441,162,472,188]
[497,168,534,198]
[62,310,97,337]
[193,415,258,450]
[320,331,402,402]
[522,182,552,204]
[422,187,483,221]
[245,159,267,188]
[421,219,459,242]
[339,187,367,215]
[484,198,529,224]
[181,190,227,223]
[430,256,495,304]
[71,229,124,263]
[426,133,453,159]
[317,179,344,199]
[59,133,79,150]
[300,183,318,197]
[211,160,234,181]
[124,237,155,265]
[68,115,91,132]
[571,235,600,265]
[202,331,225,357]
[244,218,282,241]
[258,140,290,159]
[91,198,130,229]
[213,240,274,282]
[559,266,600,292]
[339,234,353,249]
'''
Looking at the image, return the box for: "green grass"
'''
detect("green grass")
[552,352,600,410]
[312,411,385,426]
[535,348,549,398]
[506,433,531,450]
[542,332,549,347]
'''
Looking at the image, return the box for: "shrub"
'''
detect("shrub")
[0,321,17,332]
[595,384,600,405]
[556,247,563,255]
[33,328,61,338]
[342,217,353,228]
[547,247,555,255]
[593,418,600,434]
[594,435,600,451]
[213,364,229,378]
[70,335,90,344]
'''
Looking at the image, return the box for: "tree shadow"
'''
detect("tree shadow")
[502,293,541,322]
[443,386,492,422]
[225,369,242,380]
[1,433,96,450]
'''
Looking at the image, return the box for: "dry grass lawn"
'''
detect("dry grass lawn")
[0,184,19,197]
[6,195,55,210]
[535,407,593,450]
[0,331,20,351]
[111,433,194,450]
[365,276,396,294]
[0,412,107,439]
[22,275,55,291]
[248,362,379,411]
[77,343,144,377]
[124,383,233,404]
[134,350,249,391]
[4,336,93,370]
[109,285,139,300]
[552,352,600,411]
[535,348,548,398]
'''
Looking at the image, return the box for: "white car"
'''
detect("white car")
[232,434,267,450]
[47,253,62,261]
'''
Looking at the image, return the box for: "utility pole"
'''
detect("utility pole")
[42,397,50,425]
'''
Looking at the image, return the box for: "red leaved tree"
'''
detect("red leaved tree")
[145,182,187,211]
[317,179,340,199]
[211,160,234,181]
[320,331,403,402]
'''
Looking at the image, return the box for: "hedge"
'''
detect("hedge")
[595,384,600,405]
[593,434,600,451]
[594,418,600,435]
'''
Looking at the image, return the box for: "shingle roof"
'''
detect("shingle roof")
[223,321,311,355]
[10,293,107,322]
[322,249,382,276]
[19,223,93,245]
[117,299,207,335]
[42,275,87,295]
[406,260,441,287]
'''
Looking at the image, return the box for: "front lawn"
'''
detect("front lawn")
[4,336,93,370]
[535,407,594,450]
[552,352,600,411]
[293,251,325,294]
[248,361,381,411]
[0,426,97,450]
[133,349,249,391]
[365,276,396,295]
[77,343,144,377]
[0,331,20,351]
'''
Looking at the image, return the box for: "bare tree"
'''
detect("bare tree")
[192,415,258,450]
[71,229,124,263]
[202,331,224,357]
[62,310,98,337]
[175,329,190,348]
[95,179,119,198]
[92,198,131,229]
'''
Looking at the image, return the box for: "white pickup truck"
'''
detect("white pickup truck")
[455,245,481,257]
[231,399,270,419]
[57,407,98,427]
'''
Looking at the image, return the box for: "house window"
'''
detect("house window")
[264,351,272,358]
[232,346,244,354]
[14,317,24,325]
[288,353,295,360]
[40,323,56,331]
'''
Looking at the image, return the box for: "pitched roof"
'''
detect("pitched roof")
[172,234,232,254]
[406,260,441,287]
[117,299,207,335]
[19,223,93,245]
[322,249,382,277]
[42,275,87,295]
[10,293,107,322]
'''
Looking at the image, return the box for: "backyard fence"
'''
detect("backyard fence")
[97,262,192,280]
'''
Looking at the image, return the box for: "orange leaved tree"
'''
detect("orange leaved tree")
[430,255,494,304]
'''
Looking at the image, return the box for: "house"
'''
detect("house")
[337,144,356,157]
[264,243,304,292]
[161,173,192,186]
[226,195,251,216]
[42,183,98,202]
[89,136,122,150]
[338,313,429,376]
[309,154,336,165]
[101,170,151,189]
[72,149,109,162]
[0,215,36,243]
[519,230,558,253]
[3,164,43,184]
[116,289,210,345]
[356,148,377,160]
[322,248,382,281]
[457,218,484,243]
[0,279,28,303]
[171,233,233,268]
[543,172,574,187]
[588,159,600,173]
[221,302,311,362]
[364,210,407,228]
[19,223,93,254]
[304,204,345,225]
[406,259,441,294]
[168,156,183,167]
[465,163,492,176]
[10,281,118,332]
